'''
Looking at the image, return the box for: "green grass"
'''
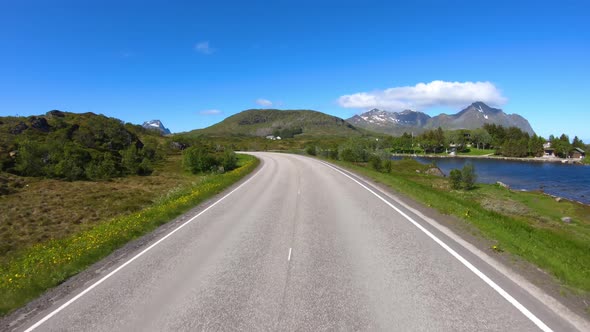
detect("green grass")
[0,155,196,256]
[329,158,590,295]
[0,154,259,316]
[458,148,496,156]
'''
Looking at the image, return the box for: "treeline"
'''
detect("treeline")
[1,112,166,181]
[377,124,586,158]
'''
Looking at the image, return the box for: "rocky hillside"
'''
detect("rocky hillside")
[0,110,163,181]
[190,109,364,137]
[142,120,171,135]
[347,102,535,135]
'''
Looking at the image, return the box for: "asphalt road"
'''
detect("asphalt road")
[13,153,587,331]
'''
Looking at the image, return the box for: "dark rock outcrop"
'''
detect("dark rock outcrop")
[10,122,28,134]
[29,117,51,132]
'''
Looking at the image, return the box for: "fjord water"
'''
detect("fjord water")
[403,157,590,204]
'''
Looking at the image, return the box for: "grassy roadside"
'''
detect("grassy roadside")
[0,154,259,316]
[327,158,590,296]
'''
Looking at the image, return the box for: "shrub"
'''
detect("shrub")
[306,145,317,156]
[449,169,462,189]
[221,149,238,171]
[86,152,119,180]
[383,159,392,173]
[339,148,356,162]
[449,164,477,190]
[369,155,383,171]
[461,163,477,190]
[183,146,217,174]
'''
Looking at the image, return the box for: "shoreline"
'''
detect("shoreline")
[391,153,590,206]
[391,153,586,164]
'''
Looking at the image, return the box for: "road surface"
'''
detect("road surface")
[12,153,587,331]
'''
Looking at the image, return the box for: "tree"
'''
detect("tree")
[418,127,446,153]
[528,134,545,157]
[552,134,572,158]
[471,128,492,150]
[572,136,585,149]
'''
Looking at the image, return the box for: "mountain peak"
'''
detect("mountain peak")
[466,101,501,114]
[347,102,535,135]
[142,120,171,135]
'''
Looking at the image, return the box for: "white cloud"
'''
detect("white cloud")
[338,80,507,111]
[195,41,215,54]
[199,109,222,115]
[256,98,273,107]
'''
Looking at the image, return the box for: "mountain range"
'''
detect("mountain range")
[347,102,535,135]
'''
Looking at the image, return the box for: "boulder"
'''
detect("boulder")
[170,141,187,150]
[29,116,51,132]
[555,197,562,202]
[561,217,572,223]
[496,181,510,189]
[425,167,444,177]
[10,122,28,134]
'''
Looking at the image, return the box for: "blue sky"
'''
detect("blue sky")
[1,0,589,140]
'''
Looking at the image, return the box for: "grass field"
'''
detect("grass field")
[0,154,259,316]
[0,155,194,257]
[458,148,496,156]
[330,158,590,297]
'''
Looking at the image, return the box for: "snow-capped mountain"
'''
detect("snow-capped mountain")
[142,120,171,135]
[347,109,431,135]
[347,102,535,135]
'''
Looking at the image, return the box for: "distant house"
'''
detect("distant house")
[543,142,556,158]
[569,147,585,159]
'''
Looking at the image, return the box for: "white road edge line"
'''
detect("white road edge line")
[24,164,263,332]
[288,248,292,261]
[319,161,553,332]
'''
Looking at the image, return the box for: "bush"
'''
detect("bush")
[449,163,477,190]
[306,145,317,156]
[183,146,217,174]
[449,169,462,190]
[383,159,392,173]
[339,147,356,162]
[183,146,238,174]
[461,163,477,190]
[369,155,383,171]
[86,152,119,180]
[221,149,238,172]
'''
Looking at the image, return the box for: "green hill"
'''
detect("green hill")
[189,109,365,138]
[0,110,165,182]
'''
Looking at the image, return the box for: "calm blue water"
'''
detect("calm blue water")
[394,156,590,204]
